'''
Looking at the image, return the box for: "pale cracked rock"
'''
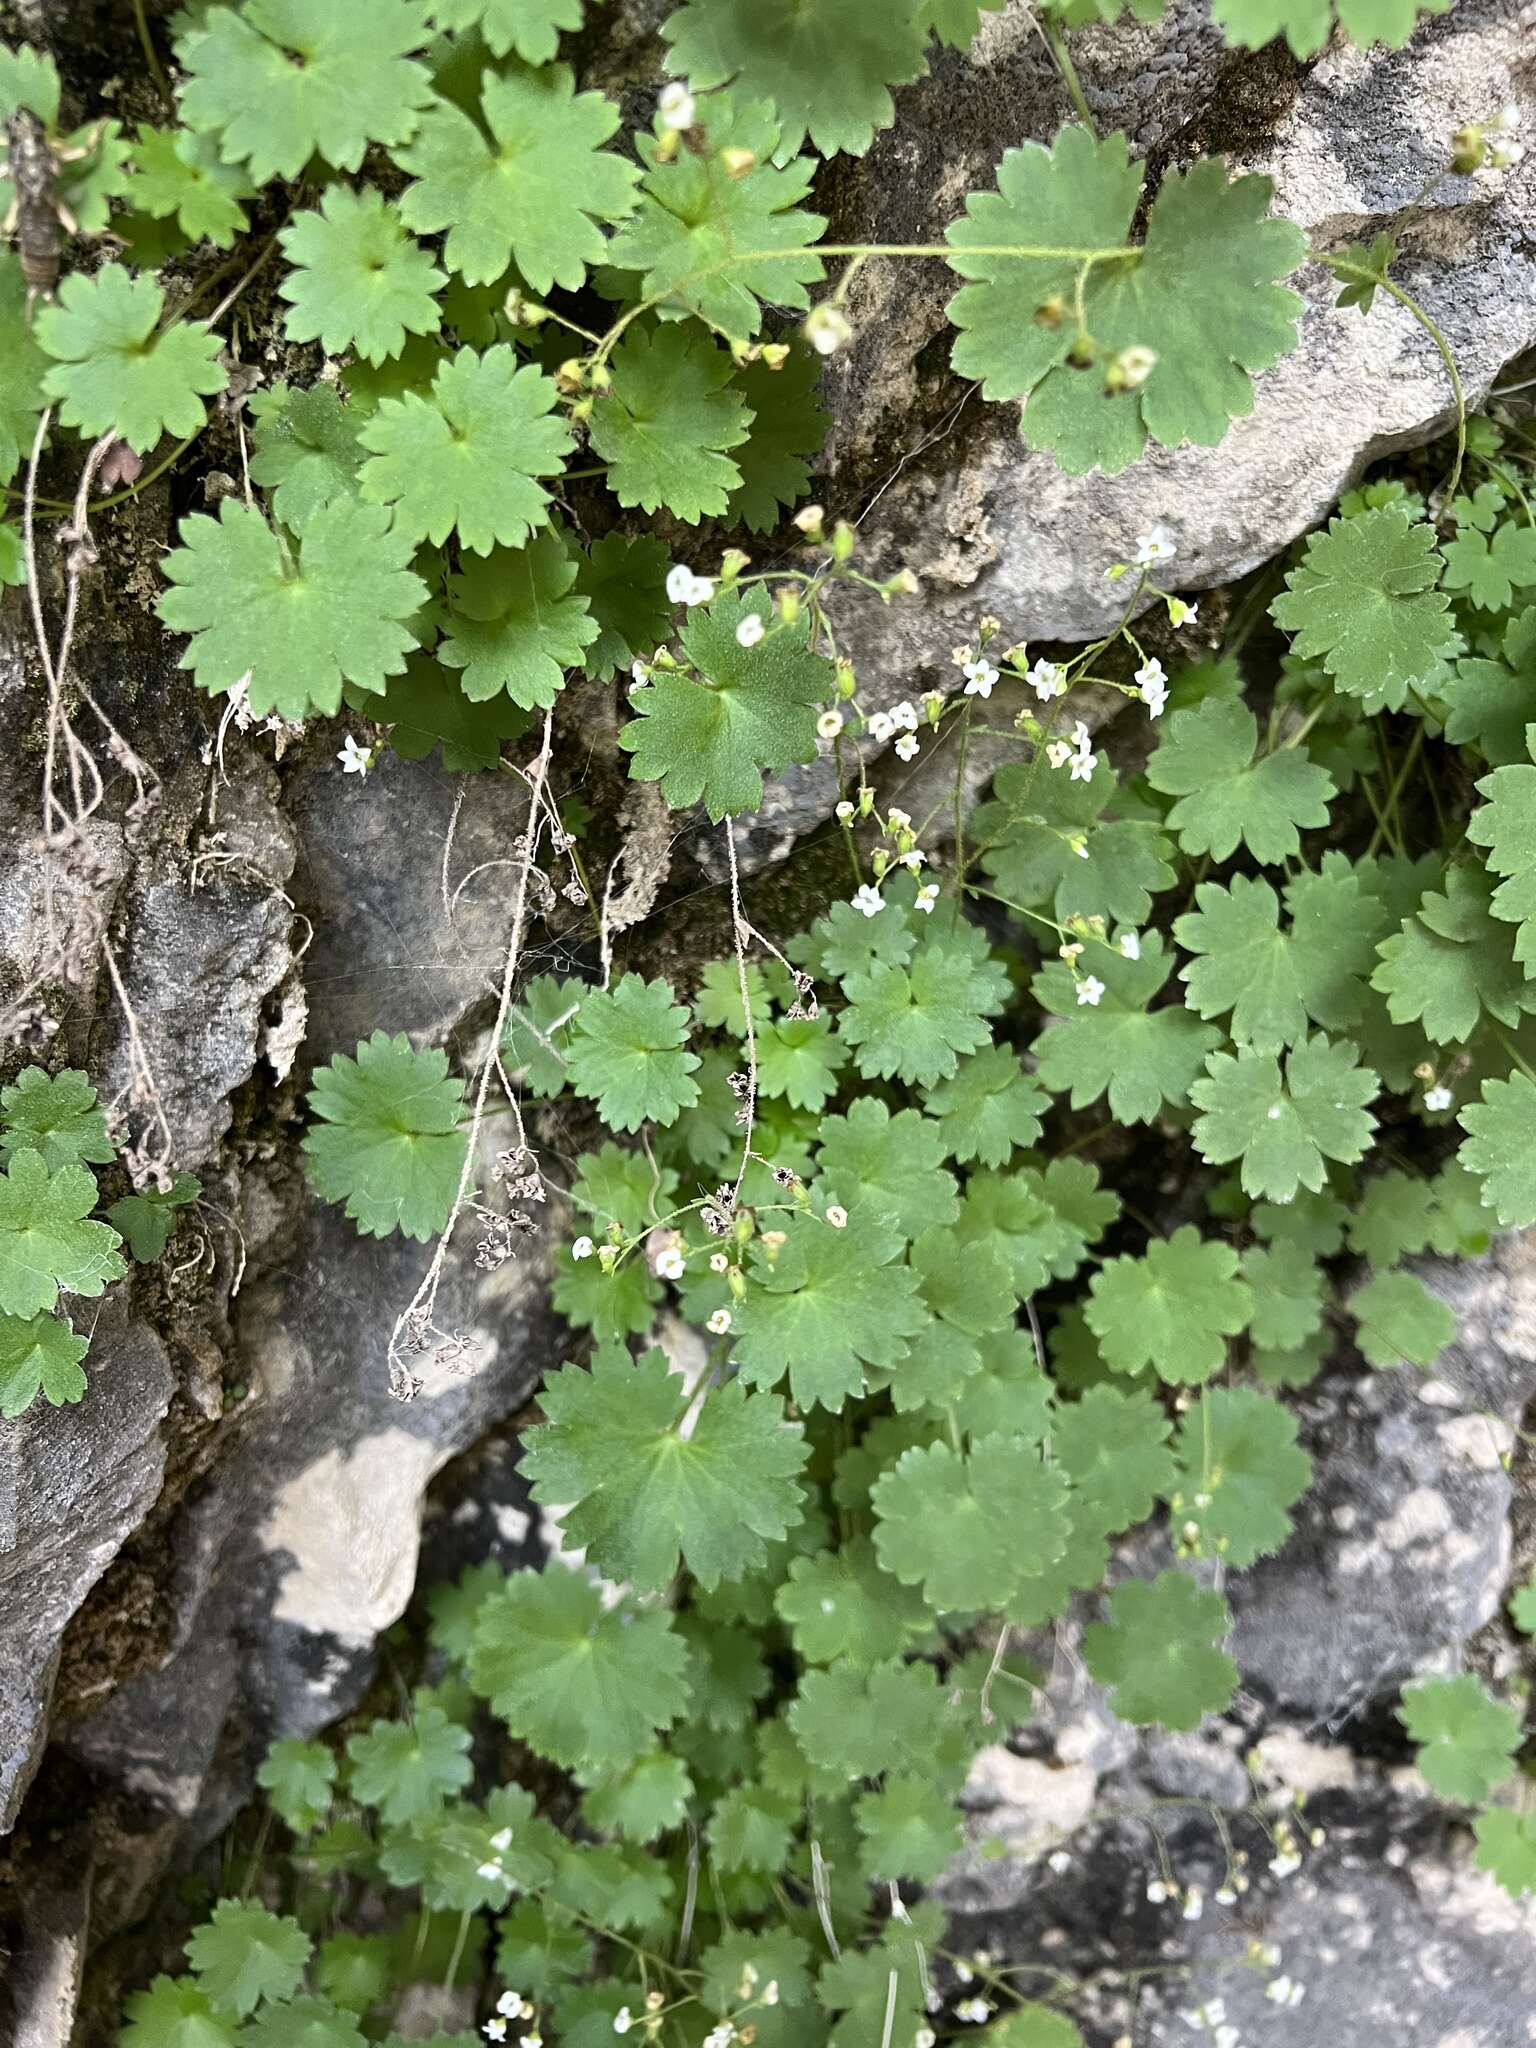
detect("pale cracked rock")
[1228,1236,1536,1725]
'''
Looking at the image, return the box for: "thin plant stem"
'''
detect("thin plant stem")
[1038,12,1096,134]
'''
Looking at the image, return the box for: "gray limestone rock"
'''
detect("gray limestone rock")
[0,1308,173,1831]
[1228,1238,1536,1726]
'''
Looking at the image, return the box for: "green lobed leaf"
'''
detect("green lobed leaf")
[185,1900,312,2017]
[158,497,428,720]
[278,186,445,364]
[871,1434,1070,1613]
[398,59,637,291]
[1190,1033,1377,1202]
[948,128,1304,476]
[1147,697,1334,864]
[590,324,753,523]
[1171,1387,1313,1566]
[1400,1673,1520,1805]
[1270,505,1456,699]
[301,1031,468,1241]
[619,589,831,820]
[440,530,598,707]
[0,1309,90,1416]
[1086,1225,1251,1384]
[0,1152,124,1320]
[566,974,701,1132]
[521,1347,808,1590]
[1081,1570,1237,1730]
[36,265,225,453]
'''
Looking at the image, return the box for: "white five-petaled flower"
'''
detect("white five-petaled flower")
[825,1204,849,1228]
[1134,656,1169,718]
[818,710,845,740]
[915,882,939,913]
[963,658,1000,698]
[1133,522,1177,567]
[337,734,373,777]
[735,612,766,648]
[1077,975,1105,1007]
[484,2024,508,2044]
[571,1235,595,1261]
[498,1993,533,2019]
[836,798,855,820]
[707,1307,733,1335]
[1424,1084,1453,1112]
[900,848,926,869]
[1026,658,1067,701]
[703,2028,734,2048]
[955,1998,993,2024]
[895,732,919,762]
[666,564,715,606]
[659,80,696,128]
[1119,931,1141,960]
[890,699,919,732]
[1068,719,1097,781]
[655,1246,686,1280]
[1045,740,1073,770]
[867,710,896,743]
[630,657,650,685]
[852,883,884,918]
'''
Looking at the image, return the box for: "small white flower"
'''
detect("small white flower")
[963,658,999,698]
[1203,2003,1226,2026]
[656,1247,686,1280]
[1424,1084,1453,1111]
[490,1829,514,1853]
[1119,931,1141,960]
[1214,1886,1237,1906]
[1265,1976,1305,2008]
[659,79,696,128]
[1048,1850,1072,1872]
[702,2028,733,2048]
[915,883,940,913]
[852,884,884,918]
[825,1204,849,1229]
[1077,975,1106,1007]
[1490,137,1527,168]
[337,734,373,777]
[867,710,896,744]
[1269,1852,1302,1879]
[484,2023,508,2044]
[916,2032,937,2048]
[1046,740,1073,770]
[519,2036,541,2048]
[497,1994,521,2019]
[818,710,845,740]
[763,1983,779,2007]
[890,699,919,732]
[1069,743,1097,782]
[477,1859,505,1881]
[1212,2028,1240,2048]
[1146,1880,1169,1904]
[571,1235,595,1261]
[613,2012,633,2038]
[630,658,650,685]
[900,848,927,869]
[836,798,855,820]
[1134,656,1169,719]
[1182,1886,1205,1921]
[955,1997,993,2024]
[666,565,716,606]
[895,732,919,762]
[1133,522,1178,567]
[1026,658,1067,701]
[735,613,767,649]
[709,1251,729,1273]
[707,1307,732,1335]
[886,806,911,830]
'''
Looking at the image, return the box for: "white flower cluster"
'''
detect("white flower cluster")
[483,1986,538,2045]
[1045,719,1097,782]
[1135,655,1169,718]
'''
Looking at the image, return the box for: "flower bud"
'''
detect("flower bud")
[835,660,856,699]
[831,518,857,563]
[803,303,854,356]
[793,502,825,538]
